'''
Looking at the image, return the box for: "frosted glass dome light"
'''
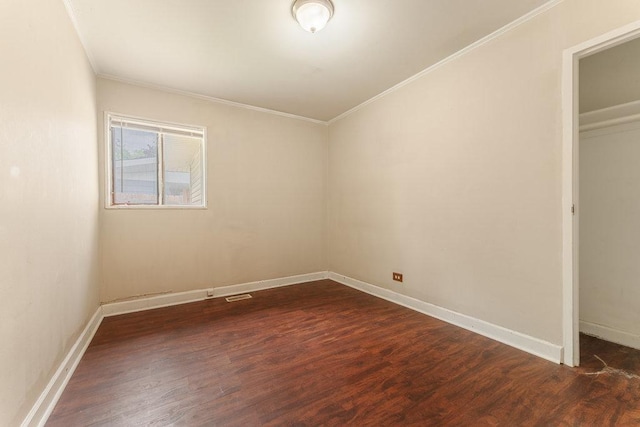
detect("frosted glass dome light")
[292,0,334,33]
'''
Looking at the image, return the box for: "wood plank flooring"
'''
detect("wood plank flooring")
[47,280,640,426]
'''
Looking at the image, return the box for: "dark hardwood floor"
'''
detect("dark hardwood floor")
[47,280,640,426]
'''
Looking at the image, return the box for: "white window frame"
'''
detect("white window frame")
[105,112,207,209]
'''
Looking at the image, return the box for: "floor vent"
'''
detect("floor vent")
[225,294,252,302]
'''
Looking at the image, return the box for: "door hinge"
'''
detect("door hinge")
[571,204,575,215]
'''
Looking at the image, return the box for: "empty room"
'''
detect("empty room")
[3,0,640,425]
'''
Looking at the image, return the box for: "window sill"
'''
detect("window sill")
[105,204,207,210]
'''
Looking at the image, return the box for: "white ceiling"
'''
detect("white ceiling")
[66,0,552,122]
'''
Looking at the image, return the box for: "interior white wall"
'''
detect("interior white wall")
[0,0,100,425]
[97,78,328,303]
[579,122,640,349]
[327,0,640,346]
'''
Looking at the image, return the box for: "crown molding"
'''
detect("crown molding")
[328,0,564,125]
[98,74,328,126]
[61,0,98,72]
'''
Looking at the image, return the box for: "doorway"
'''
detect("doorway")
[563,21,640,367]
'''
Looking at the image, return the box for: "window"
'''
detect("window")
[106,114,206,208]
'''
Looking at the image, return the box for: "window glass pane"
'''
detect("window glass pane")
[108,114,205,208]
[111,126,159,205]
[163,134,203,206]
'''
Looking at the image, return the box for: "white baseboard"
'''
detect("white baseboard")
[102,271,329,317]
[211,271,329,298]
[21,307,104,427]
[580,320,640,351]
[102,288,208,317]
[328,272,563,364]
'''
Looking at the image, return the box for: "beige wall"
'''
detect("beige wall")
[580,36,640,113]
[327,0,640,346]
[580,123,640,346]
[97,79,327,303]
[0,0,99,425]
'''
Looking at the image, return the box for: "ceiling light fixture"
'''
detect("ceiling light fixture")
[292,0,334,33]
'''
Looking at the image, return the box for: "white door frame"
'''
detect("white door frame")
[562,20,640,367]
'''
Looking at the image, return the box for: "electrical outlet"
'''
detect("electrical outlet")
[393,272,403,282]
[206,288,215,298]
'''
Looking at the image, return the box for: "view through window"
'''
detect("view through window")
[108,114,205,207]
